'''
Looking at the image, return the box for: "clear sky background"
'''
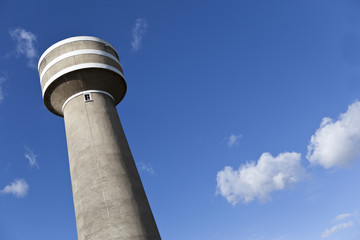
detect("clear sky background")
[1,0,360,239]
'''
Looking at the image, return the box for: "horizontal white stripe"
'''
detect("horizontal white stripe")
[40,49,121,82]
[42,63,125,97]
[62,90,114,113]
[38,36,117,69]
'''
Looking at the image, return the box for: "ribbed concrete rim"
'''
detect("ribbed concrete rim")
[38,36,118,70]
[39,49,122,82]
[41,63,125,97]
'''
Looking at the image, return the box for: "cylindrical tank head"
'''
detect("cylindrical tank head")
[38,36,126,117]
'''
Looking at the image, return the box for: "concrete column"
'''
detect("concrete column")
[63,92,160,240]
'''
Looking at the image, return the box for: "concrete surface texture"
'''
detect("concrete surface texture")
[38,36,161,240]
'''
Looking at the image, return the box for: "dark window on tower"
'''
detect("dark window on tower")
[84,93,92,102]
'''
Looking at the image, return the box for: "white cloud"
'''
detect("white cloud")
[24,146,39,169]
[131,18,148,51]
[216,152,304,204]
[138,162,155,175]
[307,101,360,168]
[227,133,242,148]
[321,221,354,238]
[0,179,29,198]
[9,28,38,68]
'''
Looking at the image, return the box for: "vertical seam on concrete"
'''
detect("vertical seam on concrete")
[83,95,113,239]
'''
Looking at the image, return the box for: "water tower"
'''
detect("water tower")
[38,36,161,240]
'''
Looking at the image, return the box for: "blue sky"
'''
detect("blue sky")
[1,0,360,239]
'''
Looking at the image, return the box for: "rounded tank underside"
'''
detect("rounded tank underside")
[44,69,126,116]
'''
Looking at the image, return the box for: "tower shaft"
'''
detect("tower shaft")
[63,92,160,239]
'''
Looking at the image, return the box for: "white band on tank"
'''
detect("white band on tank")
[62,90,115,112]
[40,49,121,81]
[42,63,125,97]
[38,36,118,69]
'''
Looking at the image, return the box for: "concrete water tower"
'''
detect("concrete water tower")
[38,36,161,240]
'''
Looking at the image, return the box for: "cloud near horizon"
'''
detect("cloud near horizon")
[307,101,360,168]
[9,28,38,68]
[0,179,29,198]
[131,18,148,51]
[216,152,305,204]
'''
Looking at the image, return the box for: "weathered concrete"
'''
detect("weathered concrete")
[38,36,161,240]
[64,93,160,240]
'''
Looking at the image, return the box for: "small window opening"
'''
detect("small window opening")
[84,93,92,102]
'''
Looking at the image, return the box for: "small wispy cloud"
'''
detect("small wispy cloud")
[307,101,360,168]
[24,146,39,169]
[131,18,148,51]
[226,133,242,148]
[321,211,358,238]
[216,152,305,204]
[5,162,11,174]
[138,162,155,175]
[0,77,6,103]
[335,212,355,221]
[321,221,354,238]
[9,28,38,68]
[0,179,29,198]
